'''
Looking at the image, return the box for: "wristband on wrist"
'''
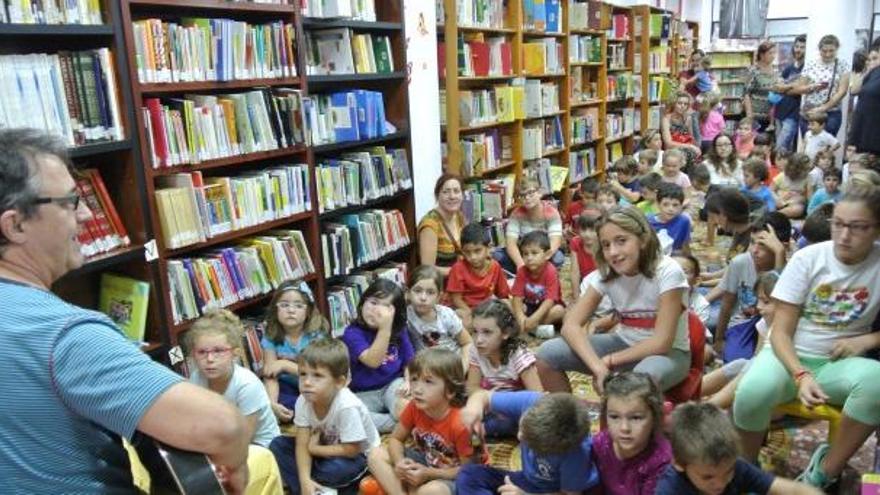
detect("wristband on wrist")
[794,369,812,384]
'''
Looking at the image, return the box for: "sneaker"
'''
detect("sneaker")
[534,324,555,339]
[796,443,837,489]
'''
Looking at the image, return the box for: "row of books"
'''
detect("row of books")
[132,18,297,84]
[460,175,515,222]
[523,38,563,75]
[634,13,672,39]
[606,109,635,140]
[570,35,602,64]
[459,130,513,177]
[76,168,131,258]
[638,46,672,73]
[1,0,101,25]
[167,230,316,323]
[709,51,752,68]
[438,0,507,30]
[528,159,568,194]
[522,116,563,160]
[713,67,747,83]
[454,34,512,78]
[719,84,745,98]
[646,76,675,103]
[301,0,376,21]
[607,43,627,69]
[327,262,408,335]
[155,164,312,249]
[524,79,559,118]
[454,87,501,127]
[607,140,625,162]
[0,49,124,146]
[522,0,561,33]
[607,73,637,100]
[569,147,598,183]
[608,13,631,39]
[305,28,394,75]
[307,89,392,146]
[571,107,599,144]
[321,209,409,278]
[568,0,603,31]
[315,147,412,213]
[570,68,598,102]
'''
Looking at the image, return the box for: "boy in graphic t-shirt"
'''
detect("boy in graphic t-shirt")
[511,231,565,339]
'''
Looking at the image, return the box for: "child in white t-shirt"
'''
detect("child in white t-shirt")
[406,265,472,370]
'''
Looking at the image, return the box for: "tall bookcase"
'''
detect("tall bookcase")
[672,19,699,77]
[633,4,674,137]
[706,48,752,130]
[605,3,636,161]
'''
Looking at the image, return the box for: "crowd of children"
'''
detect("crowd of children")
[175,121,880,495]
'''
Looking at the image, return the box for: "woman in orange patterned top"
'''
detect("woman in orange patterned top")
[418,174,466,276]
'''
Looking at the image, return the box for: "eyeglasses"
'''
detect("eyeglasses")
[829,219,877,235]
[32,192,81,211]
[193,347,233,360]
[277,301,309,311]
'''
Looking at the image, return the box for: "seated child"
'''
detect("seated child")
[456,391,600,495]
[741,158,776,212]
[596,184,621,213]
[188,309,281,448]
[648,182,692,255]
[447,222,510,327]
[637,129,664,172]
[689,163,712,220]
[609,156,643,204]
[807,166,842,215]
[565,178,600,226]
[269,338,380,493]
[656,402,821,494]
[511,231,565,338]
[698,93,725,153]
[637,172,663,216]
[797,202,833,249]
[801,111,840,160]
[406,265,472,370]
[466,300,542,437]
[660,149,693,202]
[751,133,774,177]
[734,117,755,159]
[806,149,835,195]
[368,348,483,495]
[637,149,659,175]
[772,151,811,219]
[341,278,414,433]
[592,372,672,495]
[568,214,598,304]
[841,144,862,186]
[673,254,714,343]
[494,176,565,273]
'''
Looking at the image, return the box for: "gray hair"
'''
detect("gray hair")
[0,128,69,246]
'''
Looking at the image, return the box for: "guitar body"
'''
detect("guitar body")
[131,434,226,495]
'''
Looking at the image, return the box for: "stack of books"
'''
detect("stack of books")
[1,0,102,24]
[321,209,410,277]
[301,0,376,20]
[315,147,412,213]
[305,28,394,75]
[75,169,130,257]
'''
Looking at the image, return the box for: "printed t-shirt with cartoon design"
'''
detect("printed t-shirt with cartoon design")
[399,402,484,468]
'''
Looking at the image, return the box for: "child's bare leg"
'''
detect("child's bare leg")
[701,367,733,397]
[543,304,566,325]
[367,447,406,495]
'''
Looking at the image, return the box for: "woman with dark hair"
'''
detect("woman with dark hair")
[678,49,706,99]
[743,41,782,133]
[418,173,465,276]
[797,34,851,137]
[703,133,744,187]
[848,37,880,154]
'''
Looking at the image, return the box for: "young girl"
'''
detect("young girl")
[637,129,664,172]
[188,309,281,448]
[734,117,755,159]
[368,348,483,495]
[592,372,672,495]
[467,299,542,437]
[772,151,811,219]
[341,278,414,433]
[261,281,328,423]
[702,272,779,409]
[406,265,472,370]
[698,92,725,153]
[537,206,691,395]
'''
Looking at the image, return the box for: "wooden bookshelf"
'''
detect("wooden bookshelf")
[606,3,636,160]
[633,5,673,137]
[706,49,752,124]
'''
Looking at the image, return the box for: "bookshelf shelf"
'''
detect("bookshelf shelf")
[605,133,633,144]
[540,146,565,158]
[570,99,602,108]
[162,209,313,258]
[319,188,412,220]
[570,138,602,149]
[301,18,402,31]
[607,66,632,72]
[454,120,517,133]
[307,72,406,84]
[127,0,295,13]
[138,77,302,94]
[456,75,515,82]
[58,245,145,281]
[455,25,515,34]
[325,243,412,286]
[148,146,308,177]
[571,61,603,67]
[68,139,133,158]
[468,160,517,178]
[523,110,565,122]
[570,29,603,35]
[522,30,565,38]
[0,23,114,36]
[312,130,409,154]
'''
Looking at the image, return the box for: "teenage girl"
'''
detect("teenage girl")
[262,281,328,423]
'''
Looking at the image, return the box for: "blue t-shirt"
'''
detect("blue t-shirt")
[648,213,692,251]
[777,62,804,120]
[341,323,414,392]
[490,391,599,493]
[696,70,713,92]
[0,279,181,492]
[742,184,776,212]
[807,187,842,215]
[261,331,321,386]
[655,458,775,494]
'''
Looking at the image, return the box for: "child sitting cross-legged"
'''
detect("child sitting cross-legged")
[456,391,600,495]
[807,166,842,215]
[636,172,663,217]
[446,222,510,328]
[368,348,485,495]
[269,338,380,494]
[608,156,643,204]
[511,230,565,339]
[647,182,692,255]
[741,158,776,212]
[655,402,821,494]
[406,265,472,371]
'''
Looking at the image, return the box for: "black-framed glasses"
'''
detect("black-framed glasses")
[32,192,81,211]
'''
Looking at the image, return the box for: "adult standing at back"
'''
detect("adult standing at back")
[848,38,880,155]
[418,173,465,277]
[797,34,851,137]
[774,35,807,152]
[678,49,706,99]
[743,41,782,133]
[0,129,250,493]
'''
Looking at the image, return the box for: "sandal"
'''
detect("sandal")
[796,443,837,489]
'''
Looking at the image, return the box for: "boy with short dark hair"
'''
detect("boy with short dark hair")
[741,158,776,212]
[456,391,600,495]
[648,182,692,255]
[689,163,712,219]
[800,111,840,160]
[511,231,565,338]
[638,149,659,175]
[596,184,620,213]
[447,223,510,325]
[568,214,598,302]
[637,172,663,216]
[656,402,821,495]
[807,166,842,214]
[269,338,381,493]
[608,156,643,204]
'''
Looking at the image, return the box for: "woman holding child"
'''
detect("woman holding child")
[743,41,782,133]
[418,173,465,276]
[732,185,880,490]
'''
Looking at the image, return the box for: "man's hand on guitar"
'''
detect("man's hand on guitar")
[215,462,249,495]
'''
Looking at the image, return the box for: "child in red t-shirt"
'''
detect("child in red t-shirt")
[565,178,600,227]
[511,231,565,339]
[368,348,485,494]
[568,214,598,303]
[446,223,510,327]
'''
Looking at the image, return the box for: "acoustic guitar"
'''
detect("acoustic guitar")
[131,433,226,495]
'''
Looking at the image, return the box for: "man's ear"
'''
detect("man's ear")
[0,209,26,245]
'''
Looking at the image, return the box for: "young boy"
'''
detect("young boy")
[268,338,380,493]
[511,231,565,338]
[447,223,510,326]
[456,390,600,495]
[648,183,692,255]
[637,172,663,216]
[568,214,598,303]
[841,143,858,185]
[695,57,714,94]
[596,184,620,213]
[714,214,790,362]
[660,149,693,201]
[565,177,600,226]
[689,163,712,219]
[807,166,842,215]
[608,156,643,204]
[638,149,659,175]
[740,158,776,212]
[800,111,840,160]
[495,176,565,274]
[656,402,822,495]
[751,133,776,184]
